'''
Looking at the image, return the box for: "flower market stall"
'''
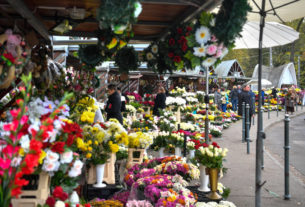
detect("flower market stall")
[0,0,255,207]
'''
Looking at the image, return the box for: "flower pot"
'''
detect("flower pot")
[175,147,182,157]
[93,164,106,188]
[70,191,80,207]
[158,147,165,158]
[189,150,195,159]
[198,165,210,192]
[206,168,222,200]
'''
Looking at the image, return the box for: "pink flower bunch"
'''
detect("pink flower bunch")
[126,200,153,207]
[111,191,130,205]
[126,92,142,102]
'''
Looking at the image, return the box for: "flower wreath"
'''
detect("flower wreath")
[184,0,251,69]
[114,46,139,74]
[97,0,142,34]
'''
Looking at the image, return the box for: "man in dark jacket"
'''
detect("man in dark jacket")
[238,84,255,122]
[230,86,239,111]
[105,84,123,124]
[153,87,166,116]
[117,87,126,112]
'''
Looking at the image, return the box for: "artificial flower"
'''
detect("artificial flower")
[202,57,216,67]
[195,26,211,44]
[193,46,206,57]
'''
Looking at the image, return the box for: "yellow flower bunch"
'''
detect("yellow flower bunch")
[90,200,123,207]
[128,132,153,149]
[78,97,96,108]
[108,141,119,153]
[115,131,129,146]
[80,107,96,124]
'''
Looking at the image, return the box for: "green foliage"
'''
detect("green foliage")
[211,0,251,47]
[115,46,139,74]
[78,44,104,68]
[97,0,140,30]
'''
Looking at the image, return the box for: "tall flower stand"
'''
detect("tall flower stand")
[189,149,195,159]
[206,168,222,200]
[94,164,106,188]
[87,153,116,185]
[11,172,50,207]
[127,148,145,169]
[198,165,210,192]
[175,147,182,157]
[176,106,181,123]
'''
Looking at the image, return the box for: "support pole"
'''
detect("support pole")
[298,56,300,87]
[296,100,298,111]
[184,134,187,157]
[255,1,266,203]
[246,104,250,154]
[284,114,291,200]
[204,66,210,144]
[277,96,279,117]
[268,96,270,119]
[242,102,246,142]
[252,96,255,126]
[261,107,264,170]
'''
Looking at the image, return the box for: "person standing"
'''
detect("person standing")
[237,85,242,94]
[238,84,255,125]
[117,87,126,112]
[153,87,166,116]
[285,87,296,115]
[105,84,123,124]
[214,88,222,111]
[221,88,229,112]
[230,86,239,111]
[272,87,277,99]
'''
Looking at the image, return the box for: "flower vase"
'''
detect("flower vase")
[93,164,106,188]
[158,147,165,158]
[175,147,182,157]
[206,168,222,200]
[198,165,210,192]
[189,149,195,159]
[70,191,80,207]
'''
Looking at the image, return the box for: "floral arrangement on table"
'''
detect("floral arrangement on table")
[0,75,72,207]
[196,201,236,207]
[126,92,142,102]
[128,131,153,149]
[196,91,205,103]
[126,104,137,113]
[40,186,72,207]
[77,120,128,165]
[210,126,222,138]
[70,96,98,124]
[131,115,155,132]
[178,122,198,132]
[195,142,228,169]
[126,200,153,207]
[186,96,199,105]
[168,133,185,148]
[185,113,196,123]
[165,96,186,107]
[169,87,186,97]
[149,131,171,151]
[162,24,193,71]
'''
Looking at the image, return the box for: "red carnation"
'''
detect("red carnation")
[169,38,175,46]
[53,186,64,199]
[173,56,181,63]
[59,192,69,201]
[177,28,183,34]
[182,44,188,52]
[186,26,192,32]
[46,197,56,207]
[29,139,42,153]
[51,142,65,153]
[203,143,209,148]
[66,134,75,146]
[168,52,174,58]
[65,203,70,207]
[212,142,219,148]
[3,53,15,63]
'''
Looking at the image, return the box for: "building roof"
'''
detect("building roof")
[214,59,245,78]
[252,63,297,87]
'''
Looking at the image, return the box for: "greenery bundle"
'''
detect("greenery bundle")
[78,44,104,68]
[114,46,139,74]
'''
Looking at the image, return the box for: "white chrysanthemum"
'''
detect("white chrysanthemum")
[151,45,158,54]
[193,46,207,57]
[195,26,211,44]
[146,52,154,60]
[42,160,60,172]
[202,57,216,67]
[134,1,142,18]
[55,200,66,207]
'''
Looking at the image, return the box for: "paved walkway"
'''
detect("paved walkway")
[217,108,305,207]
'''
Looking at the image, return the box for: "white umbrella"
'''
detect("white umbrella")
[247,78,272,86]
[234,21,299,49]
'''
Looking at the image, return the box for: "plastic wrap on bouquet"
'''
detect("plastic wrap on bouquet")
[175,106,181,123]
[175,147,182,157]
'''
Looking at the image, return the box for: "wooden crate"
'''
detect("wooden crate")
[12,172,50,207]
[87,153,116,185]
[126,148,145,169]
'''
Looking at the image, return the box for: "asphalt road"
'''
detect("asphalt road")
[265,114,305,176]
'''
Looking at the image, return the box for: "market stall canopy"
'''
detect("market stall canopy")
[214,59,245,78]
[247,78,272,86]
[0,0,222,42]
[247,0,305,23]
[252,63,297,88]
[234,21,299,49]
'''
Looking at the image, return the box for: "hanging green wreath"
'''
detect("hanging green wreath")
[78,44,105,68]
[114,46,139,74]
[211,0,251,47]
[97,0,142,34]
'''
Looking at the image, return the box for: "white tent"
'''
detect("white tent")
[214,59,245,78]
[252,62,297,88]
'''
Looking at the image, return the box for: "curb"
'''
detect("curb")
[264,111,305,132]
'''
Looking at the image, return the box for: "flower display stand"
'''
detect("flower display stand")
[126,148,145,168]
[176,107,181,123]
[11,172,50,207]
[87,153,116,185]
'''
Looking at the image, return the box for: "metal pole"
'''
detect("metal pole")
[269,47,273,68]
[296,100,298,111]
[268,96,270,119]
[298,56,300,87]
[252,96,255,125]
[204,66,209,144]
[246,104,250,154]
[256,1,266,204]
[242,102,246,142]
[284,114,291,200]
[261,107,264,170]
[277,96,279,117]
